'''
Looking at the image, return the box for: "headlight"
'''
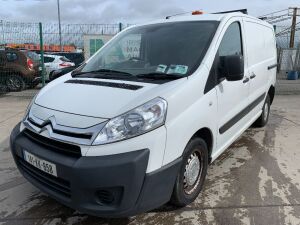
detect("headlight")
[23,94,37,121]
[93,97,167,145]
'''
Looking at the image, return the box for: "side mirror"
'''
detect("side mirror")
[219,55,244,81]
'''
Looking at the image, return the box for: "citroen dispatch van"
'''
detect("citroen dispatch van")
[10,12,277,217]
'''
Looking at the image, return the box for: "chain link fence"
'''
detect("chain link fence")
[0,20,131,94]
[276,45,300,95]
[260,8,300,94]
[1,19,300,95]
[275,22,300,94]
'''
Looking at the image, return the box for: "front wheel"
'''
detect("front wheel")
[170,138,208,207]
[253,94,270,127]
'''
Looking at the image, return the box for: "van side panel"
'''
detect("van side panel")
[263,23,277,87]
[243,20,277,116]
[162,66,218,166]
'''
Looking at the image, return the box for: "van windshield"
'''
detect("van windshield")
[80,21,218,80]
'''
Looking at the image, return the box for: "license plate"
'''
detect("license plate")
[23,150,57,177]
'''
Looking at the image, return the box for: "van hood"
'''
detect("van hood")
[35,75,179,118]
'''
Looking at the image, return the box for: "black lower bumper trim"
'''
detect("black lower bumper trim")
[10,123,182,217]
[17,157,71,198]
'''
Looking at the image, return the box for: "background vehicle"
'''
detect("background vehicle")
[0,84,8,94]
[0,49,41,91]
[43,54,75,80]
[49,52,84,66]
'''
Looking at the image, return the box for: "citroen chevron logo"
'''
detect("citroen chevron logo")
[38,116,55,134]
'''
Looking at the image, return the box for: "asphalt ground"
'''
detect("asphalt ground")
[0,93,300,225]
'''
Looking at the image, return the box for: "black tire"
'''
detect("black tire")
[170,138,208,207]
[253,94,271,128]
[6,75,26,92]
[49,71,54,81]
[0,85,8,94]
[28,82,39,89]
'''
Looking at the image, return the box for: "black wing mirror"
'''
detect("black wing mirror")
[219,55,244,81]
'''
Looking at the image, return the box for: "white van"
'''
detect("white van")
[10,12,277,217]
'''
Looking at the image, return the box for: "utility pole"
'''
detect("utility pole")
[57,0,63,51]
[289,7,299,48]
[39,23,45,87]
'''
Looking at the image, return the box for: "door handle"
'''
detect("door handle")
[250,74,256,79]
[243,78,250,83]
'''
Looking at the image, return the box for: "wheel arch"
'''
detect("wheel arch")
[191,127,214,164]
[268,85,275,105]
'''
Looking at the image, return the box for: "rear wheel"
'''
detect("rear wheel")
[170,138,208,207]
[6,75,26,92]
[28,82,39,89]
[253,94,270,127]
[0,85,8,94]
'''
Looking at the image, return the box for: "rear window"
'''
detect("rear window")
[56,53,84,64]
[26,51,40,61]
[44,56,55,63]
[60,56,71,62]
[60,53,68,57]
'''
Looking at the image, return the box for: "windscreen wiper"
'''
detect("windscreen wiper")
[72,69,134,78]
[136,72,186,80]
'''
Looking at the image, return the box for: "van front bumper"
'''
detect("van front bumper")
[10,123,181,217]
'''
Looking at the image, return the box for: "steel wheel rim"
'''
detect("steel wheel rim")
[7,77,21,90]
[183,150,203,195]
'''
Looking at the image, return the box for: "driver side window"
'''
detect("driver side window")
[218,22,243,57]
[204,22,244,94]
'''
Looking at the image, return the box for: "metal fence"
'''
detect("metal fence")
[0,20,300,95]
[0,20,128,48]
[275,23,300,48]
[278,47,300,73]
[0,20,131,93]
[269,8,300,94]
[275,45,300,94]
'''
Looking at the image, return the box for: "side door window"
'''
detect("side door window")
[218,22,243,58]
[205,22,244,94]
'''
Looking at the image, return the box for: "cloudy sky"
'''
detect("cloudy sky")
[0,0,299,24]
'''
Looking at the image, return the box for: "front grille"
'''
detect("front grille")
[28,118,93,140]
[17,156,71,198]
[23,129,81,158]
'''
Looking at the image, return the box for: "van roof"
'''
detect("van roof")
[134,13,271,28]
[166,13,228,22]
